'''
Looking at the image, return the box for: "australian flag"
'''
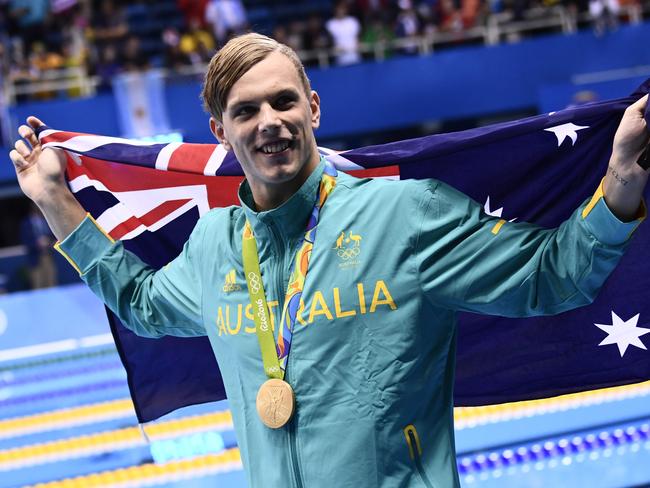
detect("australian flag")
[38,81,650,423]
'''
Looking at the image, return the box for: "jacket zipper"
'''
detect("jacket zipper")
[404,425,435,488]
[288,401,304,488]
[267,221,291,313]
[268,221,304,488]
[283,299,304,488]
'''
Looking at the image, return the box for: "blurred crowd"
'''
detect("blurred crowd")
[0,0,250,99]
[0,0,644,102]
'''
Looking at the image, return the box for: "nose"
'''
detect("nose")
[258,103,281,133]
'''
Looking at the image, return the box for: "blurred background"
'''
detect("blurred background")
[0,0,650,487]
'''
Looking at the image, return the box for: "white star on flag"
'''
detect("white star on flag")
[594,311,650,357]
[544,123,589,147]
[484,196,516,221]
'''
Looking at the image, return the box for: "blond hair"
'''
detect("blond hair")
[201,33,311,121]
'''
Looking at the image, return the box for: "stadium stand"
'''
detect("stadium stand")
[1,0,647,103]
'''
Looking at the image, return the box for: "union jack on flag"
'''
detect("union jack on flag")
[39,80,650,423]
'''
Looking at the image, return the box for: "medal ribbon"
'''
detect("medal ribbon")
[242,162,338,379]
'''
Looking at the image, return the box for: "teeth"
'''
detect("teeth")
[261,141,290,154]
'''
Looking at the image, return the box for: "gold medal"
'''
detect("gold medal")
[256,378,295,429]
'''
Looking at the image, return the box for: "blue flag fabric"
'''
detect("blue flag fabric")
[39,80,650,422]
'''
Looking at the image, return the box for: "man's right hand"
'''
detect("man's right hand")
[9,117,87,241]
[9,117,68,204]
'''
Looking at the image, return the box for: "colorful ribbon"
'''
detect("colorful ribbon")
[242,162,337,378]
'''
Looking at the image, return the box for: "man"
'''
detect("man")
[205,0,248,46]
[326,2,362,65]
[9,33,649,487]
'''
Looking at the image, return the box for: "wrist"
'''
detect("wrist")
[609,149,650,176]
[32,188,86,241]
[603,160,647,222]
[607,154,649,187]
[33,184,75,210]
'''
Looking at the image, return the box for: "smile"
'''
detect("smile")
[259,140,293,154]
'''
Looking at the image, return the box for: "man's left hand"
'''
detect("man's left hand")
[603,94,650,222]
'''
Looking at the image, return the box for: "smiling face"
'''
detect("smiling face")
[210,51,322,210]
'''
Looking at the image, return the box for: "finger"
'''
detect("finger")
[9,149,29,170]
[628,93,649,113]
[14,139,31,159]
[26,116,45,129]
[26,116,45,145]
[18,124,39,149]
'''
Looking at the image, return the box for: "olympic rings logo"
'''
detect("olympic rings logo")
[248,272,262,294]
[337,247,361,260]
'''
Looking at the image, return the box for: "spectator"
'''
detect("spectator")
[8,43,35,103]
[418,2,440,36]
[30,42,63,71]
[0,2,11,45]
[91,0,128,52]
[302,13,332,66]
[177,0,210,27]
[205,0,248,46]
[589,0,620,35]
[29,42,64,99]
[437,0,464,32]
[61,41,88,98]
[361,13,394,59]
[286,20,306,53]
[59,2,91,64]
[395,0,420,54]
[95,44,120,90]
[8,0,49,50]
[20,203,57,290]
[461,0,483,27]
[51,0,79,15]
[53,3,92,94]
[303,13,332,52]
[179,19,217,66]
[618,0,641,23]
[1,1,12,40]
[121,36,150,72]
[353,0,393,19]
[0,40,9,79]
[162,27,186,70]
[326,1,362,65]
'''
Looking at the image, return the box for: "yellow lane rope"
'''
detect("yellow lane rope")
[26,448,243,488]
[2,381,649,469]
[0,399,135,440]
[455,380,650,429]
[0,411,233,471]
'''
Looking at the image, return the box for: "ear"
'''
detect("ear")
[309,90,321,130]
[209,117,231,151]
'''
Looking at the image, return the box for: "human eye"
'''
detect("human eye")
[233,105,255,118]
[274,95,296,110]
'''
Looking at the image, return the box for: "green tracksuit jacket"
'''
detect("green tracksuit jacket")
[57,160,644,488]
